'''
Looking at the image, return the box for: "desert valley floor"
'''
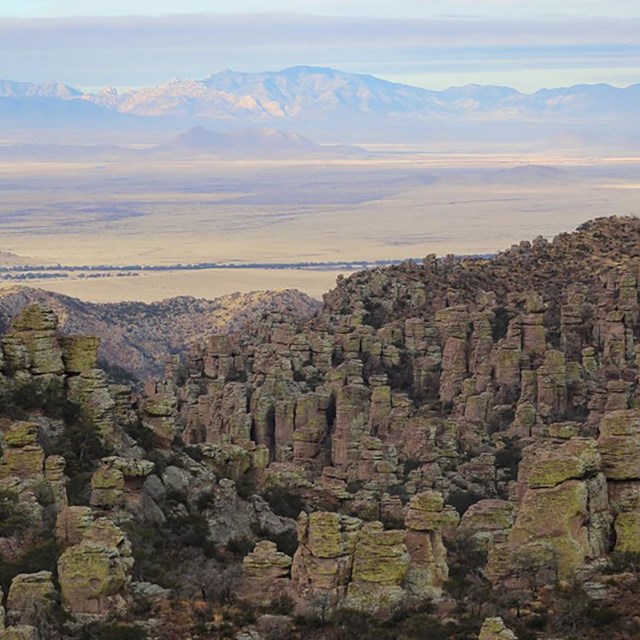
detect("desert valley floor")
[0,149,638,301]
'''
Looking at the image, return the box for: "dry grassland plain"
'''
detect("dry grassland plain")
[0,151,638,301]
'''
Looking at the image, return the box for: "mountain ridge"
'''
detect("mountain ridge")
[0,286,321,379]
[2,66,638,123]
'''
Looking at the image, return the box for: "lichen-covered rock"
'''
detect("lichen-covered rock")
[303,511,361,560]
[2,422,38,448]
[67,370,117,444]
[241,540,292,606]
[344,522,410,614]
[405,490,448,531]
[2,306,64,375]
[44,455,67,508]
[57,519,133,618]
[7,571,56,626]
[490,437,610,584]
[0,626,39,640]
[0,422,44,482]
[291,511,362,610]
[61,335,100,374]
[90,465,125,509]
[350,522,409,585]
[598,410,640,480]
[459,500,514,550]
[478,617,518,640]
[402,491,450,600]
[614,512,640,553]
[55,506,94,546]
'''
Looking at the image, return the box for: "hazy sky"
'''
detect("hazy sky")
[1,1,638,91]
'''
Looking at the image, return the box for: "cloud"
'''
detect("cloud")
[5,0,640,19]
[1,13,638,90]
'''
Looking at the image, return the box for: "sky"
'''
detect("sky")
[1,1,639,92]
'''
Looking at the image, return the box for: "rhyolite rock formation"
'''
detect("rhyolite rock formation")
[4,217,640,638]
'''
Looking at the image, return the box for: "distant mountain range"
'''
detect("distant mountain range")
[2,66,638,122]
[1,67,638,148]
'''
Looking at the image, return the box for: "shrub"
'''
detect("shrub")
[448,490,483,516]
[235,472,258,499]
[605,551,640,574]
[0,488,33,537]
[495,436,523,482]
[0,536,59,592]
[256,528,298,557]
[52,416,111,487]
[0,377,79,422]
[363,300,387,329]
[78,622,147,640]
[269,593,295,615]
[226,536,254,558]
[263,486,308,519]
[97,358,140,387]
[491,306,511,341]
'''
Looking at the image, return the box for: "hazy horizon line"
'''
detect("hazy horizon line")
[2,64,638,96]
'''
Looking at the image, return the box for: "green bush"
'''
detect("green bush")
[495,436,523,482]
[447,490,483,516]
[226,536,254,558]
[77,622,147,640]
[235,472,258,499]
[605,551,640,574]
[0,377,79,421]
[0,536,59,592]
[0,488,33,537]
[51,415,111,476]
[97,358,140,387]
[363,300,388,329]
[491,306,511,341]
[255,528,298,557]
[264,486,308,519]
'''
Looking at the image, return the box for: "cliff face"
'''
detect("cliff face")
[3,216,640,640]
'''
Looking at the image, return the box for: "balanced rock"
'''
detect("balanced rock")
[241,540,292,606]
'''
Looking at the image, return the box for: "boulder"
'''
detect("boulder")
[57,519,133,618]
[7,571,56,626]
[478,617,518,640]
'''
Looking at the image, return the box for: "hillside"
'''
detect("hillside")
[0,286,320,379]
[150,126,366,158]
[3,217,640,639]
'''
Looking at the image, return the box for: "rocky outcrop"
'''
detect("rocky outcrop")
[291,511,361,611]
[478,617,518,640]
[0,422,44,482]
[403,491,453,600]
[6,571,56,626]
[290,501,450,616]
[241,540,293,606]
[344,522,409,614]
[7,219,640,635]
[488,437,610,585]
[1,306,64,376]
[57,518,133,618]
[598,409,640,552]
